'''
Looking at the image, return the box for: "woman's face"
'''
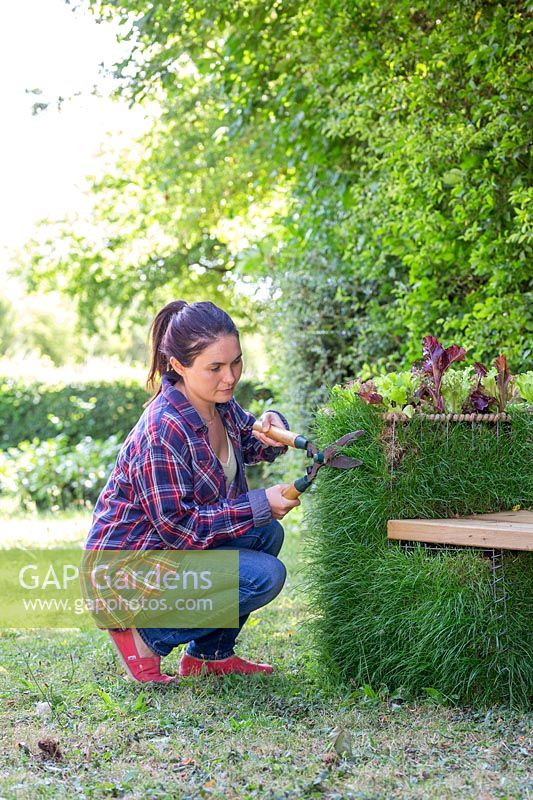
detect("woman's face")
[170,335,243,405]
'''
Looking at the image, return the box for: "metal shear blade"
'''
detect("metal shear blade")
[331,430,365,448]
[327,454,363,469]
[322,429,365,463]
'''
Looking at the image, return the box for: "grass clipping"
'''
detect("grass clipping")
[303,391,533,708]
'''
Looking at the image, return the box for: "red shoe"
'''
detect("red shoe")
[108,629,176,683]
[179,652,274,676]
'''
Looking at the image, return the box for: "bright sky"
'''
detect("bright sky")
[0,0,147,263]
[0,0,274,318]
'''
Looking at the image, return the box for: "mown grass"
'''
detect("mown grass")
[0,510,531,799]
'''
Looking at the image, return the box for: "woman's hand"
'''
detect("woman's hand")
[253,411,287,448]
[265,484,300,519]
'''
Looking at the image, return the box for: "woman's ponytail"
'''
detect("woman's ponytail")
[146,300,188,398]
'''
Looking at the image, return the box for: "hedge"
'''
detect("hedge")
[0,377,273,450]
[0,379,148,450]
[0,378,283,509]
[0,435,121,512]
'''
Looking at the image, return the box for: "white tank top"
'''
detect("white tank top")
[220,428,237,491]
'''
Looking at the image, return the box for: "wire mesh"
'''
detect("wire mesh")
[489,547,508,652]
[388,540,510,653]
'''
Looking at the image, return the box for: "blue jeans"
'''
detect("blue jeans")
[137,519,286,659]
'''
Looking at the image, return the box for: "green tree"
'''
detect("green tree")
[18,0,532,417]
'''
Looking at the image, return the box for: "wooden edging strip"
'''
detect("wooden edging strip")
[387,516,533,551]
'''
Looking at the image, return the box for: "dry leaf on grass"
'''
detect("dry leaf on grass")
[37,738,63,761]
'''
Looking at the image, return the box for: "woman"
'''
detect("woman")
[86,300,299,682]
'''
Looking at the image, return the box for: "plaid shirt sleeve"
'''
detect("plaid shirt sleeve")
[231,401,290,466]
[130,438,270,549]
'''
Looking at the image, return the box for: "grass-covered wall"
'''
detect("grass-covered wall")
[303,391,532,708]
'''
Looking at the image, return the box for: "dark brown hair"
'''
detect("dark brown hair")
[146,300,239,402]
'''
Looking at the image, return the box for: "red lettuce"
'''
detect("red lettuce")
[474,362,488,381]
[357,380,383,405]
[421,336,466,412]
[470,388,492,412]
[470,357,511,412]
[494,354,511,412]
[470,362,495,412]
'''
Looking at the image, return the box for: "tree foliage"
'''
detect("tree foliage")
[19,0,532,415]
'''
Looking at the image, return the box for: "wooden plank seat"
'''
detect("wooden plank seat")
[387,510,533,551]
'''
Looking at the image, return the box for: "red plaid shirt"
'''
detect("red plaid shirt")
[86,375,288,551]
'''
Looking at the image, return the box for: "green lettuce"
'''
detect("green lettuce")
[515,372,533,405]
[373,371,416,412]
[441,367,474,414]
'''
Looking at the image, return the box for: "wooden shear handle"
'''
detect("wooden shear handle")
[281,484,303,500]
[252,420,308,449]
[252,420,309,500]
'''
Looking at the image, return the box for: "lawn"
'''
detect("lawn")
[0,509,531,799]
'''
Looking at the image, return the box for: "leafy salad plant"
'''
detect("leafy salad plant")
[346,337,532,416]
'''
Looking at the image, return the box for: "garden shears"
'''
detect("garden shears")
[252,420,364,499]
